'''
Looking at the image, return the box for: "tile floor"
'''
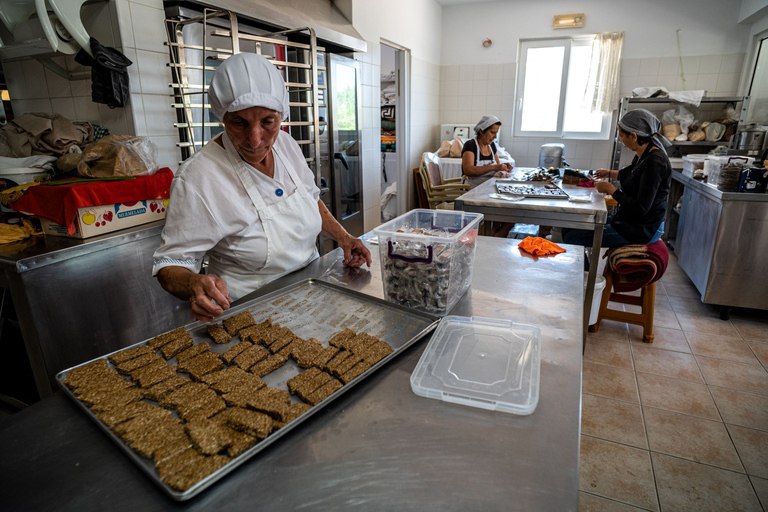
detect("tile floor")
[579,252,768,511]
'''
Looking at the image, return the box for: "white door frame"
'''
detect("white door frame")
[381,38,411,216]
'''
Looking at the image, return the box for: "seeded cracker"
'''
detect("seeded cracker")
[183,396,227,422]
[164,455,229,492]
[284,402,313,423]
[179,352,223,380]
[331,353,363,378]
[116,353,163,375]
[312,345,340,369]
[290,338,324,368]
[156,447,204,481]
[305,379,343,405]
[64,359,111,390]
[108,345,154,365]
[347,332,379,354]
[176,343,210,363]
[143,375,190,402]
[237,324,264,344]
[287,367,321,395]
[160,382,209,409]
[81,387,143,410]
[269,332,295,354]
[295,372,332,403]
[328,328,356,349]
[222,311,256,335]
[208,370,265,395]
[220,341,252,365]
[360,341,394,365]
[137,363,178,388]
[221,407,272,439]
[96,401,160,428]
[233,344,269,370]
[206,323,231,344]
[339,361,372,384]
[200,366,246,385]
[249,354,287,377]
[148,327,188,349]
[160,334,194,359]
[324,350,354,374]
[178,391,226,421]
[221,386,265,408]
[185,418,233,455]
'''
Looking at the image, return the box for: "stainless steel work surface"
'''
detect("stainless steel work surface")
[55,279,437,501]
[0,236,584,511]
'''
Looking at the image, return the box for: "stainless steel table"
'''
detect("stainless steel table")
[455,174,607,348]
[0,236,584,511]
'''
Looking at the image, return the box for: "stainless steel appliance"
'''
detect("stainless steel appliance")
[735,124,766,155]
[539,143,569,168]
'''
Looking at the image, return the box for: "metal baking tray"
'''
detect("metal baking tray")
[495,181,570,200]
[56,278,439,501]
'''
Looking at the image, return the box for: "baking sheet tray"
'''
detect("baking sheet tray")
[495,181,570,200]
[56,278,439,501]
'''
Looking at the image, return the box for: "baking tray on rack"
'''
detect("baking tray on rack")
[56,278,439,501]
[495,180,570,200]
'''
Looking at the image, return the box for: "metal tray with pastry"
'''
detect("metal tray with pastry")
[56,279,438,501]
[495,181,570,200]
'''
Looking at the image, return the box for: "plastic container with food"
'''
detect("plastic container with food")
[410,315,541,415]
[704,155,753,186]
[681,155,708,178]
[373,209,483,315]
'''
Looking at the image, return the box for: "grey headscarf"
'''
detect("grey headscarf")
[617,109,671,153]
[474,114,501,134]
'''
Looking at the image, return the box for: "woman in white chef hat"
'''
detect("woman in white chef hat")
[461,114,513,189]
[153,53,371,322]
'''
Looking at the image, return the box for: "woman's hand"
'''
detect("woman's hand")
[157,267,231,322]
[499,162,513,172]
[595,181,617,195]
[339,235,372,268]
[494,170,511,178]
[594,169,614,179]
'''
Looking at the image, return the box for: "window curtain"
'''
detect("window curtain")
[583,31,624,114]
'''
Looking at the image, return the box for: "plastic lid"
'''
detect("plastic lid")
[410,316,541,415]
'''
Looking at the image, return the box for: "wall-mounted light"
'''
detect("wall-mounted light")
[553,13,585,28]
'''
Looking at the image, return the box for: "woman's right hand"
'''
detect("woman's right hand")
[188,273,231,322]
[499,163,513,172]
[594,168,613,179]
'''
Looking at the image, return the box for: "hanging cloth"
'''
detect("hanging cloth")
[75,37,132,108]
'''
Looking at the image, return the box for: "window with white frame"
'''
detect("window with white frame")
[515,37,612,140]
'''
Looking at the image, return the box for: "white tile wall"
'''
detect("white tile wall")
[439,53,746,169]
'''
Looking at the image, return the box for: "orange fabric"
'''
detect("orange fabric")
[518,236,566,256]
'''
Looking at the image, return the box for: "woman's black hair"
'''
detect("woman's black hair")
[618,126,652,146]
[477,122,502,137]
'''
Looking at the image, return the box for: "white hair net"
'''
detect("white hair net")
[208,53,290,121]
[474,114,501,134]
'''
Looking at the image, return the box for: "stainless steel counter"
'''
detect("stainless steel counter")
[0,235,584,511]
[671,172,768,314]
[0,221,192,397]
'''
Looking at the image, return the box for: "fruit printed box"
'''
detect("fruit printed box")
[40,199,168,239]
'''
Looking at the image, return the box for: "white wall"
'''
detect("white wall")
[351,0,443,230]
[439,0,751,170]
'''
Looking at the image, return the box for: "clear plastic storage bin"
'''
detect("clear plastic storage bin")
[681,155,708,178]
[410,316,542,415]
[373,209,483,315]
[704,155,753,186]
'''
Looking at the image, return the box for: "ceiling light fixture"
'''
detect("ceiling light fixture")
[553,13,585,28]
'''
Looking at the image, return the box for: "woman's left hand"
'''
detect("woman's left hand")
[340,235,372,267]
[595,181,617,194]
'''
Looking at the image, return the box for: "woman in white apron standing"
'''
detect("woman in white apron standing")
[461,115,515,237]
[152,53,371,322]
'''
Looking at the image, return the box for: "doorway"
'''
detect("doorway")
[379,40,410,222]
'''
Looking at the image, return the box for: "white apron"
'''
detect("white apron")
[463,139,498,188]
[210,133,322,300]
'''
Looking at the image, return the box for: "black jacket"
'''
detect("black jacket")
[611,145,671,244]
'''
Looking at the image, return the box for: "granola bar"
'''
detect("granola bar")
[206,324,231,344]
[108,345,154,365]
[249,354,288,377]
[159,334,194,360]
[148,327,188,349]
[359,341,394,365]
[233,345,269,371]
[163,454,229,492]
[180,352,224,381]
[143,375,190,402]
[222,311,256,335]
[185,418,233,455]
[115,353,163,375]
[221,407,272,439]
[305,379,343,405]
[220,341,252,365]
[328,328,356,349]
[339,361,372,384]
[136,363,178,389]
[176,343,210,363]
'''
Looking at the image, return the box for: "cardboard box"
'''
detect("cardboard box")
[40,199,168,239]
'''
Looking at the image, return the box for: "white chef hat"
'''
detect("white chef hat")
[208,53,290,121]
[474,114,501,134]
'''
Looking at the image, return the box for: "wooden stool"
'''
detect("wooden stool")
[589,267,657,343]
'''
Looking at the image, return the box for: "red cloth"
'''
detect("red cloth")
[10,168,173,234]
[577,179,595,188]
[604,240,669,292]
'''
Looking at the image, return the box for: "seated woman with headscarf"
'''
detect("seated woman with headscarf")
[153,53,371,322]
[461,115,513,188]
[562,109,671,256]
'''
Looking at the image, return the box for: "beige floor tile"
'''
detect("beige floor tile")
[662,281,702,299]
[588,319,630,342]
[632,346,703,382]
[696,356,768,396]
[582,393,648,449]
[584,338,633,369]
[732,318,768,342]
[652,452,762,512]
[676,312,740,337]
[727,424,768,479]
[643,407,742,472]
[630,325,690,353]
[579,436,658,511]
[751,476,768,511]
[636,372,719,420]
[710,387,768,432]
[652,308,682,330]
[748,341,768,367]
[686,332,761,365]
[578,491,650,511]
[667,296,722,318]
[583,361,639,403]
